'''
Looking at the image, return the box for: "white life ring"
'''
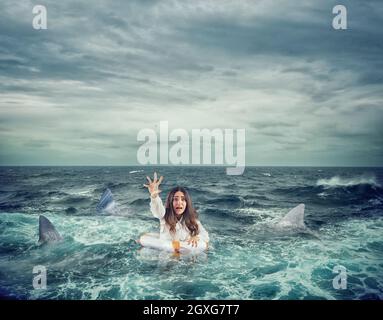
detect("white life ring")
[138,233,208,254]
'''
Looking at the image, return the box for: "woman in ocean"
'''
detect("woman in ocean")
[143,172,209,249]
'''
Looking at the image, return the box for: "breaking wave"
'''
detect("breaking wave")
[316,175,380,188]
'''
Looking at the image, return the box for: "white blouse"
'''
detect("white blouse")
[150,196,210,243]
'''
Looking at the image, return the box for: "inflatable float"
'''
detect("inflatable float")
[138,233,208,254]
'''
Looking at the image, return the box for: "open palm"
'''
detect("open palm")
[143,172,164,198]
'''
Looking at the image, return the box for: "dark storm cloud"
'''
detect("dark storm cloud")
[0,0,382,165]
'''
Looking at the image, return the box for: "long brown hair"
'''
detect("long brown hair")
[164,186,199,236]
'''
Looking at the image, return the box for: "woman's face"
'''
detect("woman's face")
[173,191,187,215]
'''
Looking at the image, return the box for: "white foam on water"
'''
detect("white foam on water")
[317,175,380,188]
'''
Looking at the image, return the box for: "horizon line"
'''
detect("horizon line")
[0,165,382,168]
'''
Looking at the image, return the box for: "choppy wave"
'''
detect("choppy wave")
[317,175,380,188]
[205,195,245,208]
[129,198,148,206]
[1,166,383,300]
[202,207,256,224]
[129,170,144,174]
[274,185,383,209]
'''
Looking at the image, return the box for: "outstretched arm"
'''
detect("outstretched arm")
[144,172,165,219]
[150,195,165,219]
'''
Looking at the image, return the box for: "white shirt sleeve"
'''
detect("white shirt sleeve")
[197,220,209,243]
[150,196,166,219]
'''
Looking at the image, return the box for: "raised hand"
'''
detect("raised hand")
[143,172,164,199]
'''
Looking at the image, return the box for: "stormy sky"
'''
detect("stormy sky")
[0,0,382,166]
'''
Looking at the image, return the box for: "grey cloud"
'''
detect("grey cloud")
[251,121,297,130]
[221,71,237,77]
[23,140,51,148]
[0,0,382,165]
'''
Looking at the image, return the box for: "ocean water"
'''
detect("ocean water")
[0,166,382,300]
